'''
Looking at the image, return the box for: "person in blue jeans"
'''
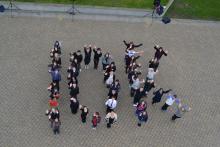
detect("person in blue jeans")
[137,111,148,127]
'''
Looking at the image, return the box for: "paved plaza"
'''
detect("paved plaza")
[0,15,220,147]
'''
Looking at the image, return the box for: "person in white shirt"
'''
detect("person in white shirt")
[130,75,145,97]
[105,97,117,113]
[147,68,157,80]
[161,94,177,111]
[105,111,117,128]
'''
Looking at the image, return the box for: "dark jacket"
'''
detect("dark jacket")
[70,99,79,114]
[93,49,102,60]
[154,46,167,60]
[69,87,79,97]
[149,60,159,72]
[123,40,143,49]
[84,48,92,64]
[144,81,155,93]
[138,111,148,122]
[74,53,83,63]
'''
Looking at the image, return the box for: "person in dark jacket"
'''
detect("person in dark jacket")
[52,53,61,67]
[109,79,120,95]
[152,88,171,105]
[137,111,148,127]
[70,97,79,114]
[84,45,92,69]
[109,62,116,72]
[67,66,79,79]
[80,105,89,123]
[149,58,159,72]
[54,40,61,53]
[50,42,61,58]
[143,80,156,96]
[107,89,118,100]
[123,40,143,50]
[68,76,78,86]
[133,87,145,106]
[53,118,61,135]
[125,55,140,74]
[154,45,168,61]
[74,50,83,71]
[93,47,102,69]
[153,0,160,7]
[47,82,59,96]
[69,83,79,98]
[49,108,60,128]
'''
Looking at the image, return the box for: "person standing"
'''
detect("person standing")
[70,97,79,114]
[93,47,102,69]
[84,45,92,69]
[143,79,156,96]
[105,71,115,88]
[54,40,62,53]
[74,50,83,71]
[171,104,191,121]
[53,118,61,135]
[91,112,101,129]
[69,83,79,98]
[52,53,62,68]
[67,66,79,79]
[109,79,120,95]
[135,101,147,116]
[105,97,117,114]
[48,108,60,128]
[154,45,168,61]
[149,58,159,72]
[102,53,112,71]
[133,87,145,106]
[105,111,117,128]
[49,69,61,91]
[131,75,145,97]
[123,40,143,50]
[49,97,59,109]
[147,68,157,81]
[47,82,59,97]
[161,94,177,111]
[80,105,89,123]
[137,111,148,127]
[107,89,118,100]
[152,88,171,105]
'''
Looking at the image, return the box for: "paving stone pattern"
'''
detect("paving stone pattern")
[0,16,220,147]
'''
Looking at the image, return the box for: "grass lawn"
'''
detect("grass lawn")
[166,0,220,21]
[15,0,168,9]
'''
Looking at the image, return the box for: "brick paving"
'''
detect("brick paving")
[0,16,220,147]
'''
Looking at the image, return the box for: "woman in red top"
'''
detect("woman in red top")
[49,97,58,108]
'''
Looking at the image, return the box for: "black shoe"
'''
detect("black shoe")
[138,123,141,127]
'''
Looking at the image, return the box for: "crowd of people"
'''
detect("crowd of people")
[123,40,191,127]
[46,41,62,135]
[45,40,191,134]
